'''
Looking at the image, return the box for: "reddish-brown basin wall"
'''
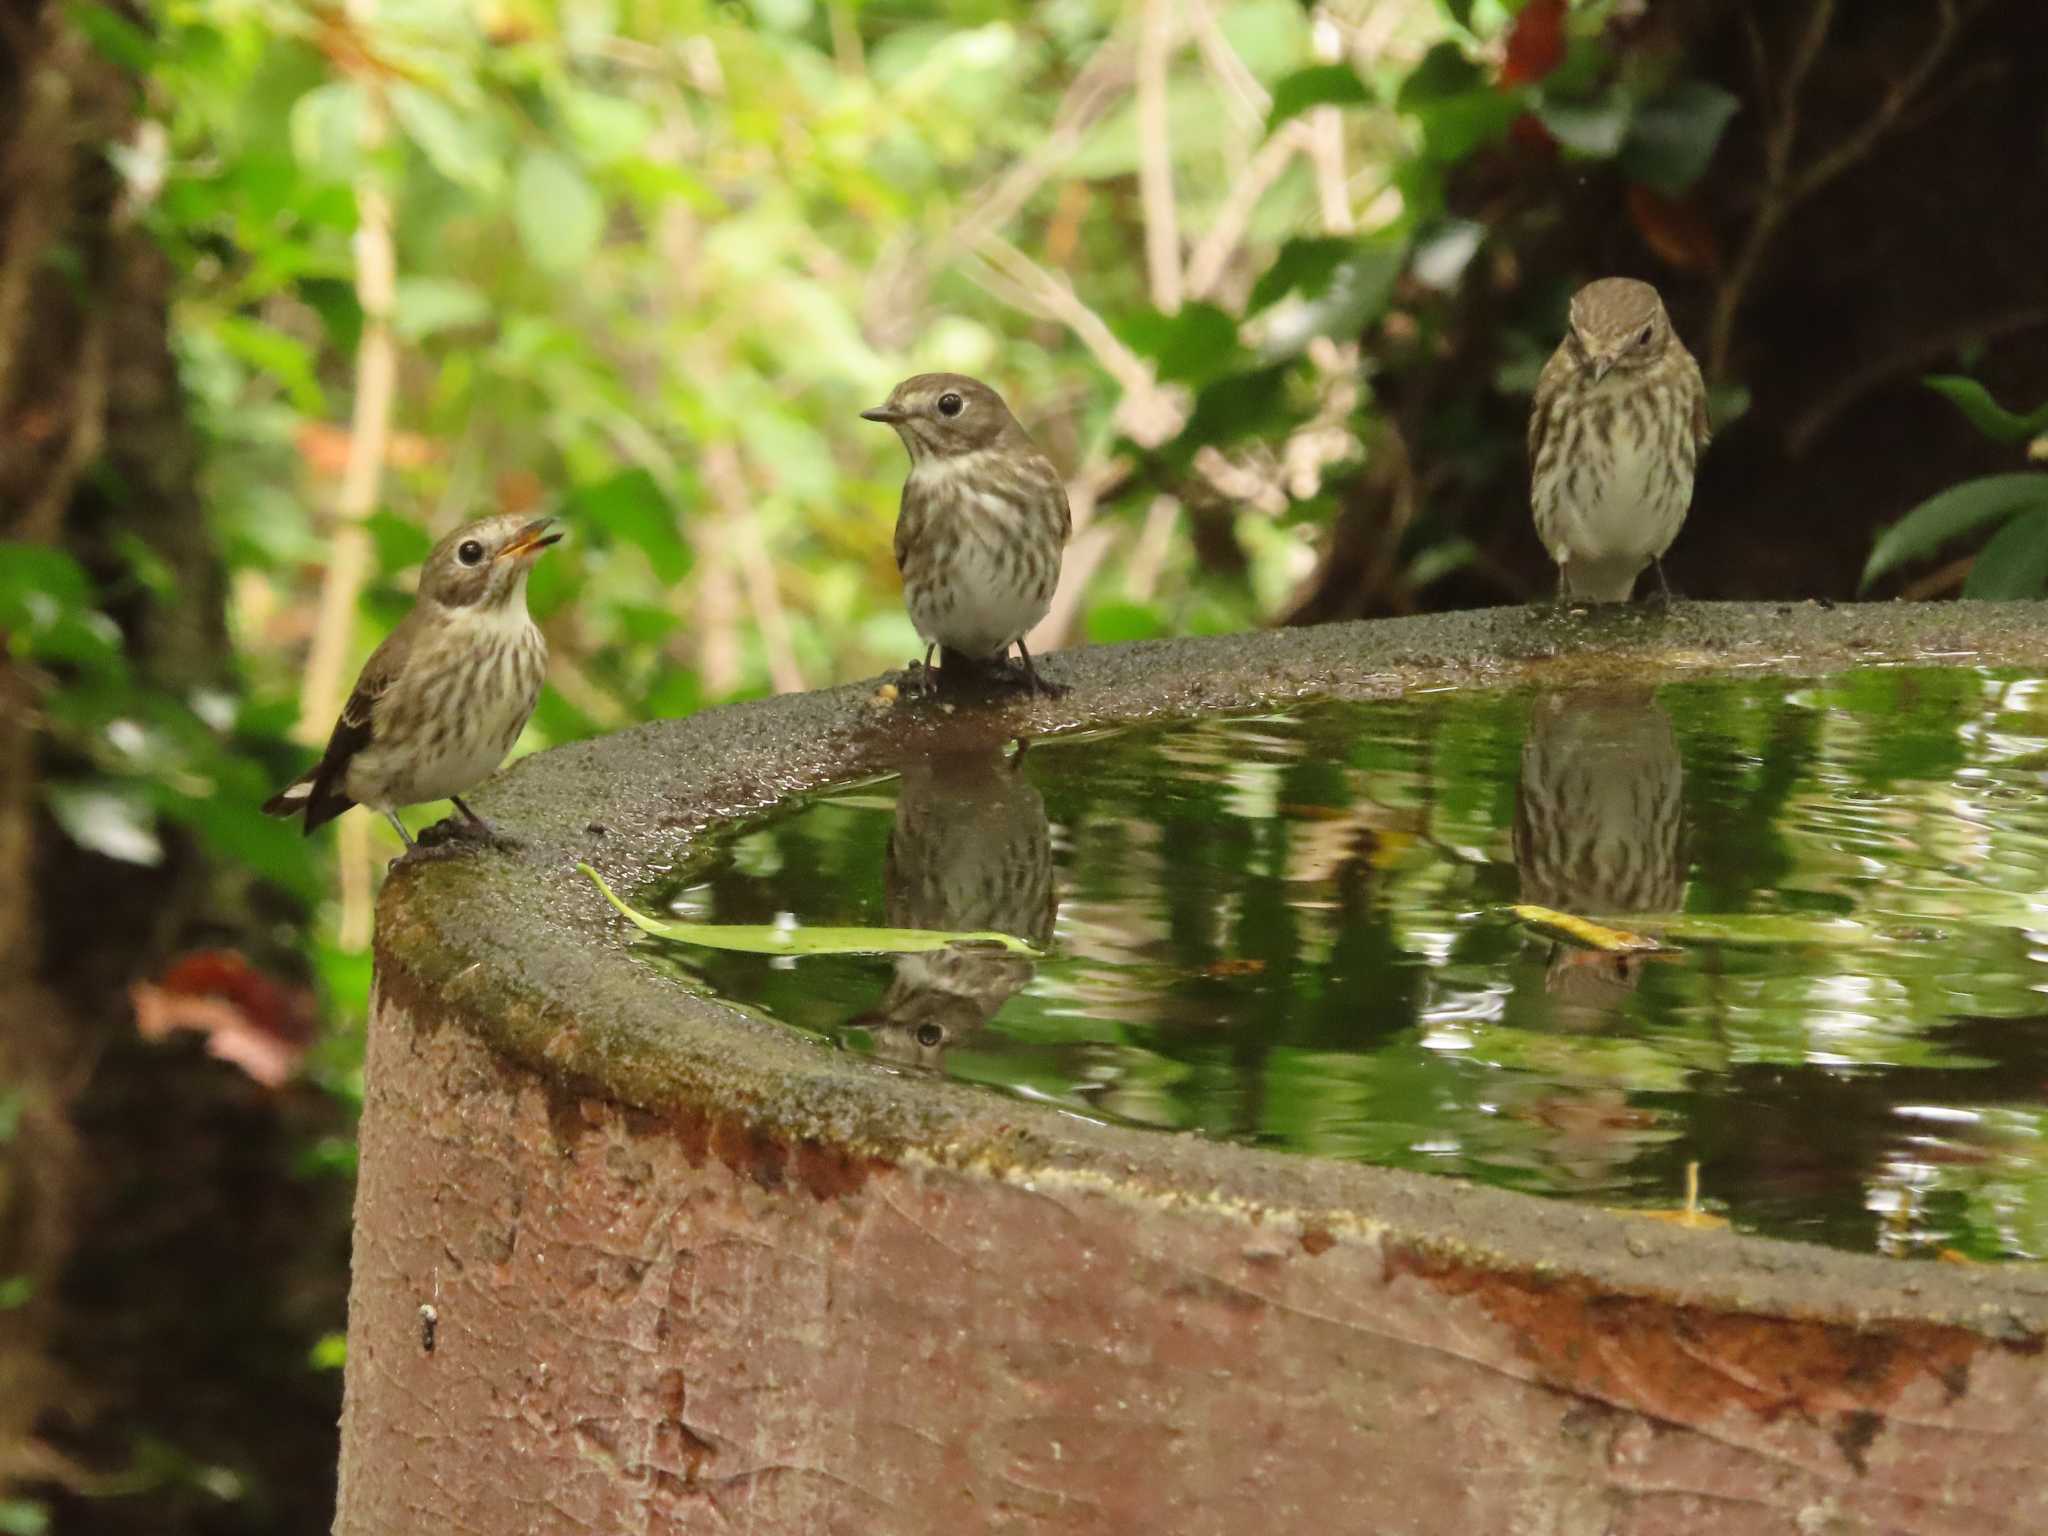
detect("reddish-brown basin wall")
[334,606,2048,1536]
[339,974,2048,1536]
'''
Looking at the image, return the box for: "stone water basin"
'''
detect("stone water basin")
[339,603,2048,1536]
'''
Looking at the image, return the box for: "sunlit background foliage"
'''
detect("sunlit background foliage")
[10,0,2048,1526]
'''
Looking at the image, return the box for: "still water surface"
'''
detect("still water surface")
[646,667,2048,1261]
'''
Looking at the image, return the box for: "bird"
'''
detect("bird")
[1528,277,1710,604]
[861,372,1071,695]
[262,512,560,849]
[1512,687,1686,1014]
[851,742,1056,1069]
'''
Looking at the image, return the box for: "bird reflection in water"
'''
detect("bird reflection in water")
[1513,686,1687,1020]
[850,740,1057,1069]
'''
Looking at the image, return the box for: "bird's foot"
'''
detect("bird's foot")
[416,814,519,852]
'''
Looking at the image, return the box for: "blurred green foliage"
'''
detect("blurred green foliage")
[1861,377,2048,598]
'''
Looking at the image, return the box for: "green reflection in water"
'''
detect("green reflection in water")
[645,667,2048,1262]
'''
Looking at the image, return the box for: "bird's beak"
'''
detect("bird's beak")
[498,516,563,562]
[861,404,906,424]
[1589,355,1614,385]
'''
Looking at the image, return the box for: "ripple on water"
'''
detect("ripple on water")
[647,666,2048,1262]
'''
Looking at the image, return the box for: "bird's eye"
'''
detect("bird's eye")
[937,392,964,417]
[1636,324,1655,347]
[916,1023,945,1048]
[457,539,486,566]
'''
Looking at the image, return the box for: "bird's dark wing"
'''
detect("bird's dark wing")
[1528,344,1572,470]
[894,478,933,576]
[265,636,400,834]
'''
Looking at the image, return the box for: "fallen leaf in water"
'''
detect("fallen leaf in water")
[583,865,1042,957]
[1937,1248,1979,1265]
[1202,958,1266,978]
[1609,1160,1729,1231]
[1509,904,1666,954]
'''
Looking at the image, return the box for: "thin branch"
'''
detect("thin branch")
[965,236,1182,445]
[1707,0,1978,381]
[1185,0,1268,136]
[1185,126,1304,301]
[1136,0,1183,313]
[297,49,395,745]
[1027,460,1128,653]
[1786,304,2048,457]
[704,441,807,695]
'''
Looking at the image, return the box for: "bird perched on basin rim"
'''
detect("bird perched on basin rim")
[862,372,1071,695]
[262,512,561,848]
[1528,277,1710,604]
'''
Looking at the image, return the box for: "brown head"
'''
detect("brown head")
[415,512,562,611]
[1562,278,1676,384]
[860,373,1032,464]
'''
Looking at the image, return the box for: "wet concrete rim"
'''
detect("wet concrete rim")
[374,600,2048,1339]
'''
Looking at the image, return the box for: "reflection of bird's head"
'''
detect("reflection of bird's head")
[1565,277,1672,384]
[850,983,994,1071]
[861,372,1031,463]
[417,513,562,612]
[1543,945,1653,1014]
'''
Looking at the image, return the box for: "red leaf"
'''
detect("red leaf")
[135,949,317,1088]
[1501,0,1567,87]
[1626,183,1721,273]
[1509,111,1557,156]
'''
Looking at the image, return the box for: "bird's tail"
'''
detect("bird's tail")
[264,768,356,833]
[261,772,317,821]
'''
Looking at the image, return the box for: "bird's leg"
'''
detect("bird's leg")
[1647,558,1674,609]
[384,810,417,849]
[904,642,937,698]
[450,795,493,837]
[1013,638,1070,699]
[451,794,520,848]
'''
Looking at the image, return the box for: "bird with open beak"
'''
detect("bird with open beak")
[263,512,561,848]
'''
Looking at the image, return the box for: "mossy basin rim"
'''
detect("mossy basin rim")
[373,603,2048,1338]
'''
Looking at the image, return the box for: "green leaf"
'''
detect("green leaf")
[1169,362,1295,466]
[0,1497,47,1536]
[66,2,157,71]
[1267,64,1373,129]
[1410,89,1519,164]
[390,84,501,191]
[1536,91,1632,157]
[1861,473,2048,589]
[1443,0,1476,29]
[582,865,1041,956]
[1620,81,1741,194]
[1925,376,2048,445]
[1963,505,2048,599]
[1112,302,1244,387]
[1247,237,1355,312]
[1259,241,1403,357]
[514,151,605,273]
[1397,42,1484,108]
[1085,600,1169,645]
[289,82,367,181]
[393,277,491,341]
[570,468,690,584]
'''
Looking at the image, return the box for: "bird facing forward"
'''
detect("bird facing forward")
[862,373,1071,695]
[1529,278,1709,604]
[263,512,560,848]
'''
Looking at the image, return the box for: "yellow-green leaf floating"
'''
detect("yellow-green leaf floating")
[1508,904,1666,954]
[580,865,1042,958]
